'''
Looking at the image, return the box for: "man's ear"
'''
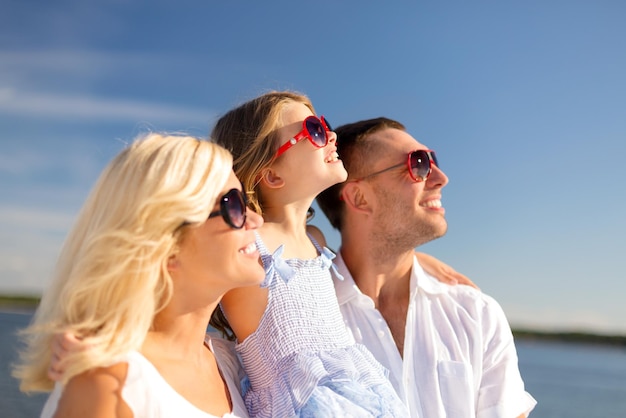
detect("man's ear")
[258,168,285,189]
[341,182,372,215]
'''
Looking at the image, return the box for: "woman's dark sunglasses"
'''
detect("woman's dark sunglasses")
[207,187,248,229]
[275,115,332,158]
[354,149,438,183]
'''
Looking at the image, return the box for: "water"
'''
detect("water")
[517,339,626,417]
[1,311,625,418]
[0,312,48,418]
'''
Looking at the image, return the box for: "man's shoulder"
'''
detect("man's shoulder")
[416,271,515,348]
[416,265,506,317]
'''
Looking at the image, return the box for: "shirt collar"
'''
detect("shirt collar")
[410,256,449,295]
[332,251,449,305]
[332,251,372,306]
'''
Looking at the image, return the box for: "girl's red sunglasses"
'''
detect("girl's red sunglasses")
[275,116,332,158]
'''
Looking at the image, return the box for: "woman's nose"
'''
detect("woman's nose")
[245,209,264,229]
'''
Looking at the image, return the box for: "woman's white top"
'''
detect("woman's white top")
[40,335,248,418]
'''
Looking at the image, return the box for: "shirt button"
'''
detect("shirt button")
[378,330,385,338]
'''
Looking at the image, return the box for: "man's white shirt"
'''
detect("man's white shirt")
[333,253,536,418]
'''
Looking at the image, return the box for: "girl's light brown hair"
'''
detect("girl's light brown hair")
[211,90,315,216]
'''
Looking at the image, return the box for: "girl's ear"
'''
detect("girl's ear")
[258,168,285,189]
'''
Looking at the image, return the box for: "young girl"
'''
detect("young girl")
[210,91,409,417]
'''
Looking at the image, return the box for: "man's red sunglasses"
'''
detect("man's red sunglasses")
[353,149,438,183]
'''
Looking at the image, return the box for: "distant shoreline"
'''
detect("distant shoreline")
[0,295,40,313]
[1,295,625,347]
[512,328,626,348]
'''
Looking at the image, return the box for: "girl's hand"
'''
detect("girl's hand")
[48,331,90,381]
[416,252,479,289]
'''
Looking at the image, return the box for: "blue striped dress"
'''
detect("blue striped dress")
[235,233,408,417]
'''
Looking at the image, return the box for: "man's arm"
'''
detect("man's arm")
[478,295,537,418]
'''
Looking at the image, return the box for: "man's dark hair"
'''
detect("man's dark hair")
[316,117,405,231]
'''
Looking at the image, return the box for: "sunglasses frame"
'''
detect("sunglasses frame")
[353,149,438,183]
[275,115,332,158]
[207,186,248,229]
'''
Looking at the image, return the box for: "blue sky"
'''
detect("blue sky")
[1,1,625,334]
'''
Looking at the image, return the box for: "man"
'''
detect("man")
[316,117,536,417]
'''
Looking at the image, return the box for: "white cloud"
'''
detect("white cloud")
[0,131,118,181]
[0,147,102,181]
[0,206,75,232]
[0,87,215,124]
[0,250,58,295]
[0,205,75,294]
[0,49,219,126]
[0,151,51,176]
[0,50,121,77]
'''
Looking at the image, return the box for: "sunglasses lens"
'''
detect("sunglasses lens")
[430,151,438,167]
[305,117,328,147]
[321,116,332,132]
[223,189,246,229]
[409,151,432,181]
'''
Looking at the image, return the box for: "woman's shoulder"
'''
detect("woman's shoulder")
[67,361,128,394]
[50,361,132,417]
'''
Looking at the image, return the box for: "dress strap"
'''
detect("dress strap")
[255,231,296,287]
[306,232,323,254]
[306,233,345,281]
[253,231,270,256]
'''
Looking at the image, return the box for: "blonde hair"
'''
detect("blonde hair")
[210,90,315,215]
[13,133,233,392]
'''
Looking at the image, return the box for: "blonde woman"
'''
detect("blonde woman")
[13,133,264,417]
